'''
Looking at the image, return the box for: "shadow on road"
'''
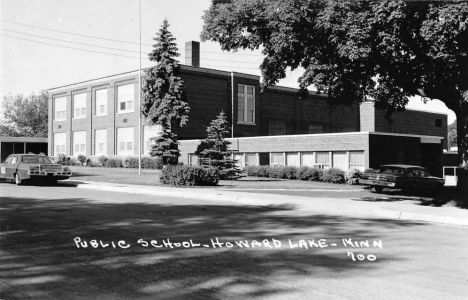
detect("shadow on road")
[0,194,425,299]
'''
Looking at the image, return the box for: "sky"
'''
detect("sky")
[0,0,456,124]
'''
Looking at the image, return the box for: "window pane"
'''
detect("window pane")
[238,109,244,122]
[270,153,284,165]
[56,145,60,154]
[238,84,245,95]
[61,145,65,153]
[119,142,125,151]
[245,153,258,166]
[81,108,86,115]
[316,152,330,164]
[286,152,300,167]
[127,142,133,150]
[120,102,126,110]
[247,86,254,95]
[100,105,105,114]
[80,144,85,152]
[302,152,314,167]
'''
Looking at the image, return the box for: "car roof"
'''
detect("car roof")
[380,164,425,169]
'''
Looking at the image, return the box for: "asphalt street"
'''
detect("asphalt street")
[1,182,467,300]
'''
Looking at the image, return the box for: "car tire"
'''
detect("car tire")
[374,186,384,193]
[14,173,23,186]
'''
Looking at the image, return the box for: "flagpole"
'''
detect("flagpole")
[138,0,142,175]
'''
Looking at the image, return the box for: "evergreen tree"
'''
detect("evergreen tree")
[142,19,190,165]
[199,111,231,160]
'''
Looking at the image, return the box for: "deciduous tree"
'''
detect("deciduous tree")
[201,0,468,200]
[0,91,48,137]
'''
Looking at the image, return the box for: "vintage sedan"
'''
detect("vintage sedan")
[360,164,445,193]
[0,154,72,185]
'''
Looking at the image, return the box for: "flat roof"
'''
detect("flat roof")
[0,136,48,143]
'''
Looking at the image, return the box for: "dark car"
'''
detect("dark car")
[0,154,72,185]
[360,164,445,193]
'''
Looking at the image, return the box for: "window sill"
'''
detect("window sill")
[73,117,86,120]
[53,119,66,122]
[94,114,107,118]
[237,122,256,126]
[116,111,135,115]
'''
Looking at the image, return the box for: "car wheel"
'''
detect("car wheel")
[374,186,383,193]
[14,173,23,186]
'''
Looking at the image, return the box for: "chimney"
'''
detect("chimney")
[185,41,200,67]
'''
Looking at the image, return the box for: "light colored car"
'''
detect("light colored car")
[0,154,72,185]
[360,164,445,193]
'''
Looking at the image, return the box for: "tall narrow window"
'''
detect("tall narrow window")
[143,125,162,155]
[117,127,134,155]
[238,84,255,124]
[316,152,330,169]
[95,89,107,116]
[117,84,134,113]
[94,129,107,155]
[54,96,66,121]
[54,132,66,155]
[349,151,365,171]
[73,131,86,156]
[73,93,87,119]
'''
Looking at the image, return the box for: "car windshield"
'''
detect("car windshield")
[21,156,54,164]
[380,167,407,175]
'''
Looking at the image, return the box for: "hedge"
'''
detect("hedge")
[244,165,350,184]
[160,165,219,186]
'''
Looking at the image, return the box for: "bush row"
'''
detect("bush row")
[244,165,362,184]
[160,165,219,186]
[54,154,162,169]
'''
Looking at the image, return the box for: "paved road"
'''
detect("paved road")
[1,182,467,300]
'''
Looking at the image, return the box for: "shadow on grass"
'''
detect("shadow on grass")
[0,193,425,299]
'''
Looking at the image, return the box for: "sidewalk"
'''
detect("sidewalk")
[64,180,468,227]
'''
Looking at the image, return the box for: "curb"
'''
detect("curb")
[72,181,468,227]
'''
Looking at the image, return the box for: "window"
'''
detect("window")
[245,153,258,166]
[233,153,244,168]
[11,157,18,164]
[270,153,284,166]
[95,89,107,116]
[95,129,107,156]
[73,93,87,119]
[286,152,300,167]
[269,121,285,136]
[117,84,134,113]
[308,124,324,134]
[238,84,255,124]
[332,151,347,171]
[143,125,162,154]
[435,119,442,128]
[54,96,66,121]
[4,156,13,164]
[188,154,199,166]
[117,127,134,155]
[349,151,365,171]
[73,131,86,156]
[301,152,315,167]
[316,152,330,169]
[54,132,66,155]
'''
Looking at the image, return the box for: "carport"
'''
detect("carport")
[0,136,48,162]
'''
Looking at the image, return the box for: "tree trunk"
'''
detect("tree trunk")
[456,110,468,203]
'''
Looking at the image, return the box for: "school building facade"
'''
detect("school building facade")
[47,41,448,176]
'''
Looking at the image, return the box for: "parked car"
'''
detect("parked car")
[360,164,445,193]
[0,154,72,185]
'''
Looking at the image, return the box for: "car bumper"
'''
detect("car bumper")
[360,179,396,188]
[29,171,72,180]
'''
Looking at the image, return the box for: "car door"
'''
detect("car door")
[0,155,13,179]
[5,155,19,179]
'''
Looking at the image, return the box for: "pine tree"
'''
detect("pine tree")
[199,111,231,161]
[142,19,190,165]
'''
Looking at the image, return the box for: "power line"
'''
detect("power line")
[1,34,140,59]
[1,19,263,57]
[2,28,263,64]
[1,28,141,54]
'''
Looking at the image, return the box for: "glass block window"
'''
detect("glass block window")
[54,132,66,155]
[73,93,87,119]
[95,129,107,156]
[54,96,66,121]
[117,84,134,113]
[73,131,86,156]
[117,127,134,155]
[95,89,107,116]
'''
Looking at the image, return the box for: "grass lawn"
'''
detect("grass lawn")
[68,166,363,190]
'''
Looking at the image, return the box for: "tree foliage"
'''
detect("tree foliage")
[142,19,190,164]
[0,91,48,137]
[202,0,468,199]
[449,120,457,149]
[197,111,231,160]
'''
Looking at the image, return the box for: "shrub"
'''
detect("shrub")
[364,168,376,174]
[267,166,281,178]
[321,168,346,184]
[277,166,297,179]
[98,155,108,166]
[346,169,363,179]
[77,154,87,165]
[105,158,123,168]
[160,165,218,186]
[141,157,163,169]
[69,158,79,166]
[245,166,261,176]
[55,154,70,165]
[123,157,140,168]
[303,167,322,181]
